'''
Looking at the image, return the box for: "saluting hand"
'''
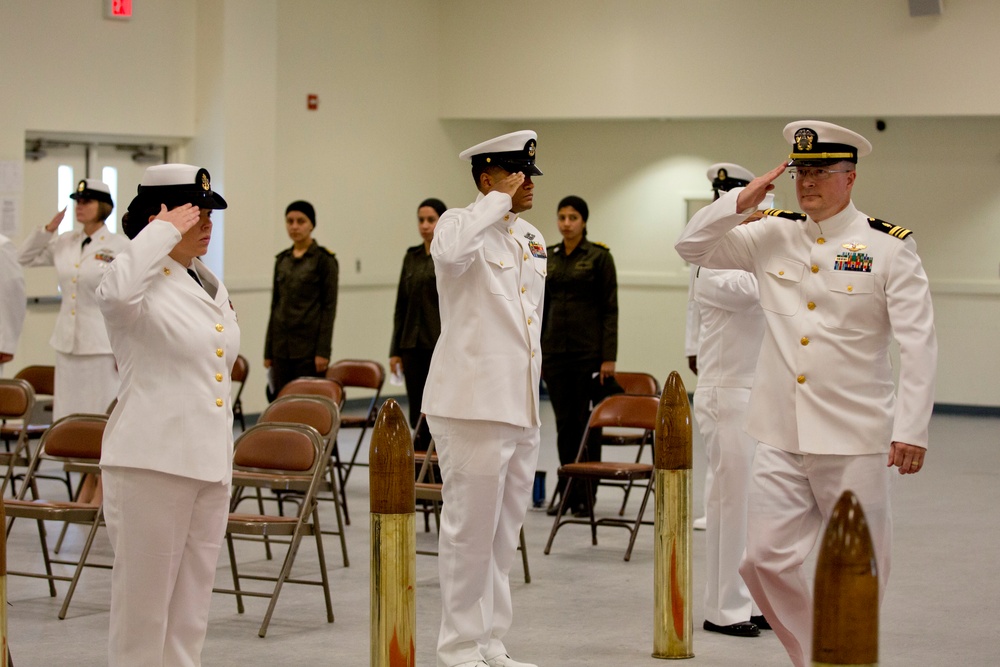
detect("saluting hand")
[494,172,525,199]
[736,162,787,213]
[45,208,66,233]
[156,203,201,234]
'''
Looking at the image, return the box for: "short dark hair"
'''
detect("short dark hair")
[96,201,114,222]
[418,198,447,217]
[471,163,506,189]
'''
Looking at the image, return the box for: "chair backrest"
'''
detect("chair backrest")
[14,365,55,396]
[614,371,660,397]
[231,354,249,401]
[233,422,323,475]
[588,394,661,433]
[260,395,340,440]
[0,378,35,422]
[276,377,345,407]
[41,414,107,460]
[325,359,385,392]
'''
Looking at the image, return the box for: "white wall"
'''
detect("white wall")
[1,1,997,416]
[439,0,1000,119]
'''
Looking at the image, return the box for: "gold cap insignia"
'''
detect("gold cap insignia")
[201,172,210,191]
[77,180,86,193]
[717,168,728,180]
[527,140,536,157]
[794,128,817,152]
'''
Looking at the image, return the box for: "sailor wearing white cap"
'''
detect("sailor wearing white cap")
[19,178,129,418]
[689,165,769,639]
[675,121,936,667]
[98,164,239,666]
[422,131,544,667]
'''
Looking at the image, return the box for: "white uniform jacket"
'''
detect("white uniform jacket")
[693,267,764,389]
[421,191,546,428]
[675,189,937,455]
[97,220,240,483]
[19,224,130,355]
[0,234,26,358]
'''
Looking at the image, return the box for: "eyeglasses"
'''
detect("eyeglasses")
[788,167,854,181]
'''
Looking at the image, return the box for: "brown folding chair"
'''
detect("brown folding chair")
[602,371,661,515]
[544,394,660,561]
[324,359,385,483]
[1,365,73,500]
[0,378,35,497]
[231,354,250,432]
[253,394,348,566]
[274,378,349,522]
[214,422,335,637]
[413,435,530,583]
[276,377,345,407]
[4,413,110,618]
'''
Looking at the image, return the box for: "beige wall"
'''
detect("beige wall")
[2,1,997,415]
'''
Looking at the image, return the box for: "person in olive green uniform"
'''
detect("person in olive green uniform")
[264,200,339,400]
[389,198,446,449]
[541,195,618,515]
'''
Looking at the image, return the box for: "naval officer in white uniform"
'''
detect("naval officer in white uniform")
[0,232,25,375]
[690,164,769,639]
[19,179,129,417]
[98,164,238,667]
[675,121,937,667]
[421,131,545,667]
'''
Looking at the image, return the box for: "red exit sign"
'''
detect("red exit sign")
[105,0,132,20]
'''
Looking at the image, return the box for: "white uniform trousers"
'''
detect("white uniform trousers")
[426,416,539,667]
[54,351,119,419]
[694,386,760,626]
[103,466,230,667]
[739,444,892,667]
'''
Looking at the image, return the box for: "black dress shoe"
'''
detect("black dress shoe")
[750,615,772,630]
[703,620,760,637]
[546,504,570,517]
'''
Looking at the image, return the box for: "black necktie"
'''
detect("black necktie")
[81,236,91,250]
[187,268,206,291]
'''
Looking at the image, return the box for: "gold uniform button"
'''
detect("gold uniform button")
[71,309,75,316]
[521,286,526,294]
[797,375,806,384]
[778,270,784,276]
[216,348,224,357]
[531,351,535,358]
[817,237,826,244]
[72,277,77,283]
[163,268,171,276]
[523,253,528,261]
[504,215,510,221]
[71,294,76,300]
[74,263,79,268]
[215,373,223,382]
[215,324,224,332]
[508,228,513,235]
[847,285,853,292]
[807,301,816,310]
[499,260,504,266]
[811,265,819,273]
[216,398,224,407]
[801,337,810,346]
[527,317,533,325]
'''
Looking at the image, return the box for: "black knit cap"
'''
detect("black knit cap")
[285,200,316,226]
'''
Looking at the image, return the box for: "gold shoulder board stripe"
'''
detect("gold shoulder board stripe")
[762,208,806,221]
[867,217,913,240]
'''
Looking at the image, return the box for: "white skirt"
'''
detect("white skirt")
[54,351,119,419]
